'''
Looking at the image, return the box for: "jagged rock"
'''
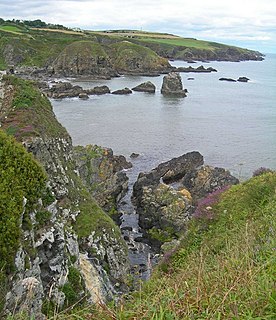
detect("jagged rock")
[5,277,45,319]
[182,165,239,200]
[85,85,110,95]
[74,145,132,212]
[45,82,84,99]
[112,87,132,95]
[133,151,238,248]
[132,81,156,93]
[161,72,187,97]
[237,76,250,82]
[219,78,236,82]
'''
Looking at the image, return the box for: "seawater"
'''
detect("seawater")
[52,54,276,179]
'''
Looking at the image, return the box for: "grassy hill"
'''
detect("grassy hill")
[0,20,264,71]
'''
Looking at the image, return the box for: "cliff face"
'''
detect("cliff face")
[50,41,118,78]
[0,75,129,319]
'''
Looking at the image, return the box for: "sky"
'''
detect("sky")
[1,0,276,53]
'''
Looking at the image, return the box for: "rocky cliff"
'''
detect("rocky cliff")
[0,75,130,319]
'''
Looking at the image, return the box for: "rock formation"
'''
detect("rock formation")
[132,151,239,249]
[132,81,156,93]
[50,41,118,79]
[161,72,187,97]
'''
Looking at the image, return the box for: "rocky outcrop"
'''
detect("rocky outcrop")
[110,41,172,75]
[50,41,118,79]
[173,65,217,73]
[45,82,83,99]
[45,82,111,99]
[85,85,110,95]
[132,81,156,93]
[133,152,238,248]
[74,145,132,213]
[112,87,132,95]
[161,72,187,97]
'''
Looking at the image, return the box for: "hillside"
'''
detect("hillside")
[0,20,264,78]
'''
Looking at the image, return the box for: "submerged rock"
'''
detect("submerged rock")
[219,77,236,82]
[161,72,187,97]
[237,76,250,82]
[132,81,156,93]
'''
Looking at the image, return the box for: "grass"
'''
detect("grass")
[1,76,69,140]
[138,37,219,50]
[0,25,23,34]
[51,171,276,319]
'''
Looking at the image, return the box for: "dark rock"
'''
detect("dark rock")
[161,72,187,97]
[132,81,156,93]
[134,237,144,243]
[187,77,194,80]
[85,85,110,95]
[174,65,217,73]
[237,76,250,82]
[121,226,133,232]
[123,235,130,241]
[45,82,85,99]
[219,78,236,82]
[112,87,132,95]
[130,153,140,159]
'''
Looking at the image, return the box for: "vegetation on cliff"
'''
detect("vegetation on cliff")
[54,171,275,319]
[1,75,68,140]
[0,130,47,311]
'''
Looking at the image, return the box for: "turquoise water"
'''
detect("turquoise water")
[52,54,276,179]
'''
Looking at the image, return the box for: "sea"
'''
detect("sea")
[52,54,276,180]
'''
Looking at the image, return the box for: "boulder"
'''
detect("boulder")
[112,87,132,95]
[132,81,156,93]
[85,85,110,95]
[161,72,187,97]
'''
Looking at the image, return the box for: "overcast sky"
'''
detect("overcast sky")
[1,0,275,53]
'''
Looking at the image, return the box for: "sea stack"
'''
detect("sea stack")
[161,72,187,97]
